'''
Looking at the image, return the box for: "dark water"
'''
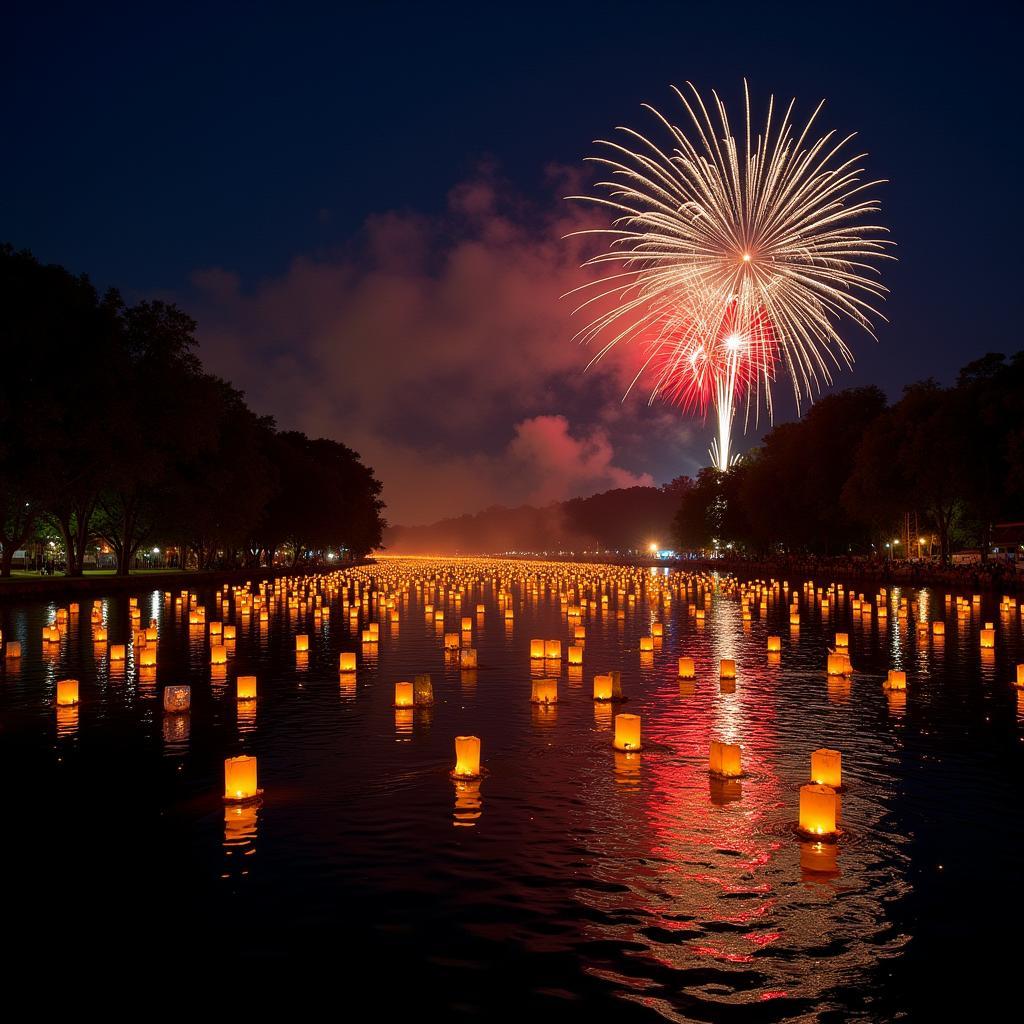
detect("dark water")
[2,560,1021,1017]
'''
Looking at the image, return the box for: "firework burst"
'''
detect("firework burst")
[567,80,893,468]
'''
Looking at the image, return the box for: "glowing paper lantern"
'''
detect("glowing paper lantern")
[568,645,583,665]
[884,670,907,691]
[163,685,190,712]
[530,639,545,660]
[211,644,227,665]
[224,756,259,802]
[613,713,641,751]
[798,784,837,837]
[339,652,356,672]
[827,653,849,676]
[677,656,695,678]
[444,632,460,650]
[223,625,236,641]
[459,648,478,669]
[295,634,309,652]
[767,636,781,653]
[593,674,613,701]
[394,681,414,707]
[461,617,472,632]
[1016,664,1024,689]
[980,628,995,649]
[139,647,157,668]
[719,658,736,679]
[932,621,945,636]
[237,675,257,701]
[531,678,558,704]
[110,644,126,662]
[709,740,741,778]
[639,636,654,653]
[56,679,79,706]
[414,674,434,705]
[453,736,481,778]
[544,640,561,660]
[835,633,849,649]
[810,748,842,788]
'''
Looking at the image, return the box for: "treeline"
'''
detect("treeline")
[386,480,691,554]
[673,354,1024,563]
[0,245,385,576]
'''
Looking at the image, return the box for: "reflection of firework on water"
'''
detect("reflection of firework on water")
[568,80,893,467]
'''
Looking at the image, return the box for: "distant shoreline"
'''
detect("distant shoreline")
[487,553,1024,593]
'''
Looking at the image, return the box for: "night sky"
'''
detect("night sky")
[7,2,1022,524]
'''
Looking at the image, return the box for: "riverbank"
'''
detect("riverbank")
[0,561,373,602]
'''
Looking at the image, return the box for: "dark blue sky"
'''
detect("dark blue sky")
[7,2,1023,522]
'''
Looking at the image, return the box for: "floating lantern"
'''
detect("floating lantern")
[223,625,236,642]
[56,679,79,706]
[394,681,414,707]
[884,670,906,691]
[209,621,222,636]
[798,784,838,838]
[651,622,663,637]
[677,656,695,679]
[639,636,654,653]
[237,675,257,701]
[568,644,583,665]
[224,755,260,802]
[767,636,781,653]
[414,673,434,705]
[790,611,800,625]
[980,628,995,649]
[593,674,614,701]
[827,653,848,676]
[835,633,849,649]
[461,617,472,632]
[453,736,481,778]
[163,685,190,712]
[110,644,126,662]
[709,740,742,778]
[613,713,641,751]
[339,652,356,672]
[719,658,736,679]
[459,647,478,669]
[530,639,545,660]
[544,639,561,659]
[932,621,945,636]
[211,644,227,665]
[295,634,309,652]
[1016,664,1024,689]
[531,678,558,704]
[810,748,842,788]
[94,627,108,643]
[139,646,157,668]
[444,632,460,650]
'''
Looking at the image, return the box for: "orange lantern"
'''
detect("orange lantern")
[237,675,257,701]
[530,639,545,660]
[798,784,837,838]
[835,632,849,649]
[884,670,906,691]
[394,681,414,707]
[980,628,995,649]
[224,755,260,802]
[339,652,357,672]
[295,634,309,652]
[639,636,654,653]
[613,713,641,751]
[453,735,481,778]
[677,656,695,679]
[56,679,79,706]
[709,740,742,778]
[110,644,126,662]
[810,748,842,788]
[766,636,781,653]
[567,644,583,665]
[140,646,157,667]
[719,658,736,679]
[163,685,190,712]
[211,644,227,665]
[531,678,558,704]
[544,639,562,660]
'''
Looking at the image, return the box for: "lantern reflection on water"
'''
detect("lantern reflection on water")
[414,674,434,705]
[459,647,478,669]
[223,755,260,802]
[613,713,641,751]
[800,840,839,878]
[453,778,482,826]
[453,736,481,778]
